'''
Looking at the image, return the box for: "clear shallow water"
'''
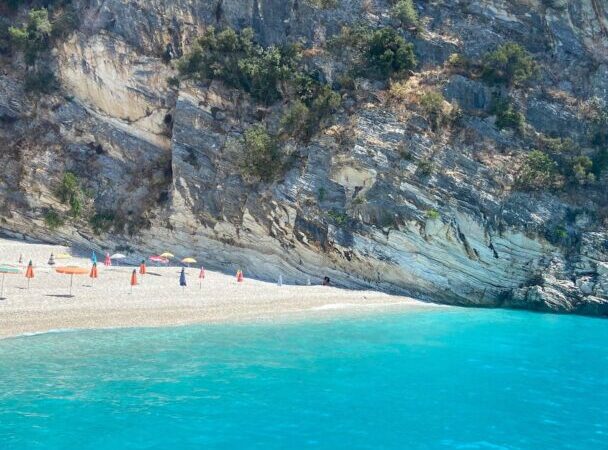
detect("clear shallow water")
[0,309,607,450]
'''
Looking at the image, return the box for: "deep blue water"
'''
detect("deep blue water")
[0,308,607,449]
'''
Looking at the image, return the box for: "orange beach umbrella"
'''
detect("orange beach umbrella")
[56,266,89,296]
[25,260,34,289]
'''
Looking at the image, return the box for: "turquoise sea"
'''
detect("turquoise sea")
[0,308,607,449]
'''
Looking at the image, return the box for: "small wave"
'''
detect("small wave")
[311,302,418,311]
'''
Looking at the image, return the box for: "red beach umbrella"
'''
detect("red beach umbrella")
[25,260,34,289]
[149,255,168,266]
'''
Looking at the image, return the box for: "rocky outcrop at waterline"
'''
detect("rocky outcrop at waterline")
[1,0,608,315]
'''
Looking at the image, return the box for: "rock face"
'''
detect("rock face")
[1,0,608,315]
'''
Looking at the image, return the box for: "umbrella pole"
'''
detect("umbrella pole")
[69,274,73,296]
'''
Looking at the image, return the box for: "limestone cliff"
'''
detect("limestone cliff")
[1,0,608,315]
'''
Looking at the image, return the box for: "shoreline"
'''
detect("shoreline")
[0,238,442,340]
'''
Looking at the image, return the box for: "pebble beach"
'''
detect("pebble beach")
[0,238,439,339]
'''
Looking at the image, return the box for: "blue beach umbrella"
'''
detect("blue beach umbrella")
[179,267,187,288]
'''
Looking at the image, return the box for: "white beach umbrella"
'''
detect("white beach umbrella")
[110,253,127,266]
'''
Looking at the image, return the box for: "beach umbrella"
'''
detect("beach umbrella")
[91,251,98,264]
[18,253,23,264]
[104,252,111,267]
[130,269,137,293]
[25,260,34,289]
[139,260,146,275]
[55,266,88,296]
[179,267,187,288]
[236,270,244,283]
[277,274,283,287]
[149,255,168,266]
[48,253,56,266]
[111,253,126,266]
[89,262,98,279]
[160,252,174,259]
[0,265,20,299]
[56,253,72,260]
[181,257,196,267]
[199,266,205,289]
[306,276,311,286]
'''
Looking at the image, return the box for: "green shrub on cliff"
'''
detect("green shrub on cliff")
[178,27,341,140]
[56,172,84,217]
[419,90,455,131]
[492,97,524,132]
[241,125,281,182]
[517,150,560,190]
[366,27,417,79]
[44,209,64,230]
[177,27,294,105]
[392,0,419,28]
[482,42,539,87]
[329,26,417,80]
[9,8,52,65]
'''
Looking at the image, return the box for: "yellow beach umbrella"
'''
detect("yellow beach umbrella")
[181,257,196,267]
[160,252,174,259]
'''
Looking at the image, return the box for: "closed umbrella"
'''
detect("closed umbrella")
[55,266,88,296]
[139,260,146,284]
[90,262,98,279]
[48,253,56,266]
[0,265,20,299]
[179,267,187,288]
[104,253,111,267]
[91,251,98,264]
[199,266,205,289]
[25,260,34,289]
[130,269,137,293]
